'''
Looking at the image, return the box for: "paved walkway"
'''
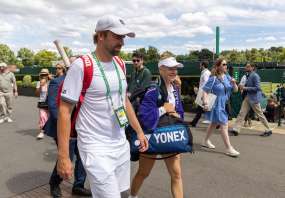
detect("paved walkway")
[228,119,285,135]
[12,181,74,198]
[1,96,285,198]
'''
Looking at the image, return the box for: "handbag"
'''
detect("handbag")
[195,77,217,111]
[37,101,48,109]
[129,115,193,158]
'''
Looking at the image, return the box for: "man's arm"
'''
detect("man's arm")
[11,73,18,97]
[244,75,261,93]
[125,97,148,152]
[57,100,74,180]
[200,72,210,88]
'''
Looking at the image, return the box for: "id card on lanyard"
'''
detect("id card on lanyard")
[92,52,129,128]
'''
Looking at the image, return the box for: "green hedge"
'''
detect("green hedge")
[17,75,37,88]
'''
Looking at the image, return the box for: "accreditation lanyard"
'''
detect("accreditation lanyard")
[92,52,128,127]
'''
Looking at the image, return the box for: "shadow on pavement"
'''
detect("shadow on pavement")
[6,170,50,194]
[238,132,263,136]
[193,143,229,156]
[43,148,57,162]
[15,128,38,138]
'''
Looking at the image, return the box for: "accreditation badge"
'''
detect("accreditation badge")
[114,106,129,127]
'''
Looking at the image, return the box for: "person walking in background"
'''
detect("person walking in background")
[229,63,272,137]
[239,73,254,127]
[35,68,50,139]
[0,62,17,124]
[44,62,91,197]
[127,52,152,96]
[202,58,240,157]
[190,60,211,127]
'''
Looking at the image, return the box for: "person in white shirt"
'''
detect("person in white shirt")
[56,15,148,198]
[239,73,254,127]
[190,61,211,127]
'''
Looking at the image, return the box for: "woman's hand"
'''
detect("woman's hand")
[163,103,175,113]
[169,112,180,118]
[230,78,237,84]
[137,132,149,152]
[203,102,209,111]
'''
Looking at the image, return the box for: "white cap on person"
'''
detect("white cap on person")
[158,57,183,68]
[0,62,7,67]
[95,15,135,38]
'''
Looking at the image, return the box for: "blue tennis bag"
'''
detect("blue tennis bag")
[129,122,193,155]
[126,84,193,160]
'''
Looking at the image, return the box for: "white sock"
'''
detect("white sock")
[128,196,138,198]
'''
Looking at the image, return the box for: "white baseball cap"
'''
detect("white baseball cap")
[0,62,7,67]
[158,57,183,68]
[95,15,135,37]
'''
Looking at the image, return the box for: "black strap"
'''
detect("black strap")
[217,77,227,95]
[140,153,179,160]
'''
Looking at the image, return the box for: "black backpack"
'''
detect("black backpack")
[129,79,168,113]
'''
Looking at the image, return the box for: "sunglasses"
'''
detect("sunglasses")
[56,67,63,70]
[132,59,140,63]
[222,63,227,66]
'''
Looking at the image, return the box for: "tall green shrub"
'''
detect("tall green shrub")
[22,75,32,87]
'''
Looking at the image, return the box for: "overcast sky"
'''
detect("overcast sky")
[1,0,285,55]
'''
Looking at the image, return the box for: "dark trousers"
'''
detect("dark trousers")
[226,100,233,120]
[49,138,86,188]
[191,106,204,126]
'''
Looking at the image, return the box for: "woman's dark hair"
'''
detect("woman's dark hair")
[201,60,209,68]
[132,51,144,59]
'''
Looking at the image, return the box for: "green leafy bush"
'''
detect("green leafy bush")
[16,81,23,87]
[22,75,32,87]
[31,81,37,88]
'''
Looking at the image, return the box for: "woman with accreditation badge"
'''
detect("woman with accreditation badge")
[129,52,185,198]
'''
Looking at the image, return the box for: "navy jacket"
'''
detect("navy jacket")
[44,75,65,138]
[244,71,263,104]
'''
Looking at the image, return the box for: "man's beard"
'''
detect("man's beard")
[109,45,122,56]
[110,49,120,56]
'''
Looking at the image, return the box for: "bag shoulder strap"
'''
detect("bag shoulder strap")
[79,55,94,101]
[217,76,227,95]
[113,56,126,75]
[70,55,94,137]
[210,76,216,92]
[57,82,64,107]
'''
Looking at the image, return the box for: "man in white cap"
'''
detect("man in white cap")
[57,15,148,198]
[0,62,17,123]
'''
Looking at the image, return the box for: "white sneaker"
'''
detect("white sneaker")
[37,132,44,139]
[202,140,216,149]
[6,117,13,123]
[226,147,240,157]
[202,120,211,124]
[0,118,4,124]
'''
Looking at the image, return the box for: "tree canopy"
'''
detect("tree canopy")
[1,43,285,68]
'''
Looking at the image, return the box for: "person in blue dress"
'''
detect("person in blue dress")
[129,52,184,198]
[202,58,240,157]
